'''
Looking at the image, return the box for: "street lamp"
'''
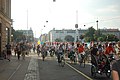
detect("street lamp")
[96,20,98,30]
[53,0,56,2]
[75,10,79,42]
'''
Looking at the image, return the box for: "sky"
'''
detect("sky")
[11,0,120,38]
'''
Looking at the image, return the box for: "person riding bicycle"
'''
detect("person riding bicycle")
[91,44,99,66]
[33,44,36,53]
[57,44,64,63]
[37,44,41,56]
[49,45,55,56]
[69,42,76,63]
[112,41,120,80]
[77,43,85,63]
[41,43,47,61]
[105,43,116,62]
[105,43,115,54]
[91,44,110,72]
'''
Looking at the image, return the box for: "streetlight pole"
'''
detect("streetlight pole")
[26,9,28,42]
[53,0,56,2]
[96,20,98,30]
[75,10,79,43]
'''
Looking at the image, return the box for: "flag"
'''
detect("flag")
[37,40,40,45]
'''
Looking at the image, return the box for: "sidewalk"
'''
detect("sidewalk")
[0,53,31,80]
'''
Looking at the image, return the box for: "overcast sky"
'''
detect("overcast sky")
[11,0,120,38]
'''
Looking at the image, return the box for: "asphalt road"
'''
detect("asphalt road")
[38,54,113,80]
[38,56,88,80]
[68,63,112,80]
[0,51,112,80]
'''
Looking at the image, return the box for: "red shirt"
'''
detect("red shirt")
[105,46,114,54]
[78,45,84,53]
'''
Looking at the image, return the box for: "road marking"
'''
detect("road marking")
[24,58,39,80]
[8,64,21,80]
[66,62,93,80]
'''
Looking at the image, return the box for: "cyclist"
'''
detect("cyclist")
[49,45,55,57]
[33,44,36,53]
[104,43,116,62]
[77,43,85,63]
[112,59,120,80]
[84,43,90,62]
[57,44,64,63]
[37,44,41,56]
[69,42,76,63]
[91,44,99,66]
[20,42,27,60]
[105,43,115,55]
[41,43,47,61]
[112,41,120,80]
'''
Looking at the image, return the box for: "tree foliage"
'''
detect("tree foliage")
[84,27,119,42]
[55,38,63,42]
[64,35,74,42]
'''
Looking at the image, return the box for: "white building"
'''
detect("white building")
[48,28,86,42]
[48,28,120,43]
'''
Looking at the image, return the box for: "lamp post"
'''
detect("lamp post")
[26,9,29,42]
[53,0,56,2]
[96,20,98,30]
[75,10,79,43]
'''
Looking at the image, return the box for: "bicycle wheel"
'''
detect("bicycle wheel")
[42,54,45,61]
[105,71,111,78]
[61,57,65,67]
[91,65,97,78]
[79,54,85,67]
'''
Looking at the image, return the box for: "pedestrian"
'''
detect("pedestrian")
[112,59,120,80]
[112,41,120,80]
[16,43,21,60]
[20,42,26,60]
[5,43,11,61]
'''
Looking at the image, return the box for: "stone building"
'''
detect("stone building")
[0,0,12,54]
[17,28,34,42]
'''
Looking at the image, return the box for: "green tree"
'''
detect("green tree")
[64,35,74,42]
[84,27,96,41]
[106,34,119,42]
[55,38,63,42]
[97,37,104,42]
[84,26,119,42]
[13,30,25,42]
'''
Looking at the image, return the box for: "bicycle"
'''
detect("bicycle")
[69,51,77,64]
[78,52,86,67]
[37,49,41,56]
[58,53,65,67]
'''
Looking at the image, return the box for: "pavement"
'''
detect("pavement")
[0,51,92,80]
[0,52,39,80]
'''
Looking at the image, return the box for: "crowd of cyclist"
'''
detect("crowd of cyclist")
[10,40,120,79]
[31,41,120,64]
[11,41,120,64]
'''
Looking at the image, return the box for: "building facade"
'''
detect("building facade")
[101,29,120,39]
[48,28,120,42]
[17,28,34,42]
[0,0,12,54]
